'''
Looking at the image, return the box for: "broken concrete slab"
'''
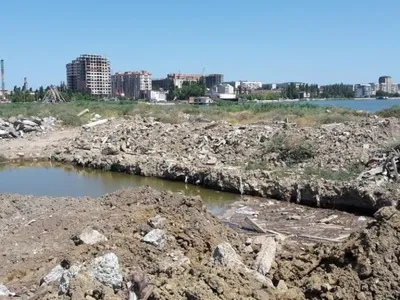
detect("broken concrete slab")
[78,227,108,245]
[87,253,123,290]
[82,119,109,129]
[40,264,65,286]
[0,283,15,296]
[253,237,277,275]
[148,215,166,229]
[141,229,165,248]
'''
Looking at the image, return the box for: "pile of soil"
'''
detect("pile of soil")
[273,206,400,300]
[0,187,301,300]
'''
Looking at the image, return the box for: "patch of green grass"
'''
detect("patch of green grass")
[0,154,7,163]
[377,105,400,118]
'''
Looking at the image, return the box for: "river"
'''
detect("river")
[0,162,239,215]
[308,98,400,112]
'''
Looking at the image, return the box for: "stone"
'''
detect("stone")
[357,216,367,222]
[79,228,108,245]
[0,283,15,296]
[22,119,39,127]
[159,250,190,272]
[87,253,123,290]
[40,265,64,285]
[253,237,277,275]
[245,238,252,246]
[59,265,81,295]
[17,152,25,157]
[374,206,397,221]
[101,144,119,155]
[276,280,288,292]
[148,215,166,229]
[141,229,165,248]
[210,243,242,268]
[287,214,301,220]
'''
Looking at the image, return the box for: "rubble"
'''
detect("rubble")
[87,253,123,290]
[0,116,57,139]
[52,116,400,213]
[0,284,15,296]
[77,227,108,245]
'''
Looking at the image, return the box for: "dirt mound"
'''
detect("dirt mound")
[273,206,400,300]
[0,187,302,299]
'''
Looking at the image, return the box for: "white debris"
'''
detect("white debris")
[79,227,108,245]
[87,253,123,290]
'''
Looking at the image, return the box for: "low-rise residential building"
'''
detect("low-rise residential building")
[150,90,168,102]
[217,83,235,94]
[235,81,262,90]
[111,70,152,99]
[354,84,372,98]
[167,73,202,89]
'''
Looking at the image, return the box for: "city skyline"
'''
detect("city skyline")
[2,0,400,88]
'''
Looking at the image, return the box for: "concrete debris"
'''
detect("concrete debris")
[82,119,108,129]
[0,116,57,139]
[148,215,166,229]
[78,227,108,245]
[87,253,123,290]
[252,237,277,275]
[141,229,165,248]
[210,242,243,268]
[0,283,15,296]
[77,109,90,117]
[40,264,65,286]
[59,265,81,295]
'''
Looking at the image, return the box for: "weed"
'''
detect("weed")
[267,133,315,165]
[0,154,7,163]
[303,163,365,181]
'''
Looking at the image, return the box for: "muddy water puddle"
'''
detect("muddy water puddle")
[0,162,239,215]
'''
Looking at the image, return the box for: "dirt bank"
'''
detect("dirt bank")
[50,116,400,213]
[1,187,399,300]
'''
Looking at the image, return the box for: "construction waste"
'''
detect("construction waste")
[0,116,57,139]
[1,187,400,300]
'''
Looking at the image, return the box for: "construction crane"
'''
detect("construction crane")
[1,59,7,102]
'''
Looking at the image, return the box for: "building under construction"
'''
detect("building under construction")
[0,59,7,102]
[66,54,111,96]
[111,70,152,99]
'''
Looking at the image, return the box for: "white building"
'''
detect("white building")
[150,90,167,102]
[66,54,111,96]
[354,84,372,98]
[167,73,202,89]
[217,83,235,94]
[235,81,262,90]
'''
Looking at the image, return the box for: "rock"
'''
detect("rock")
[22,119,39,127]
[8,116,17,124]
[87,253,123,290]
[0,283,15,296]
[374,206,397,221]
[357,216,367,222]
[245,237,252,246]
[0,130,9,137]
[287,214,301,220]
[159,250,190,272]
[78,228,108,245]
[210,243,242,268]
[141,229,165,248]
[205,157,218,165]
[148,215,166,229]
[59,265,81,295]
[276,280,288,292]
[101,144,119,155]
[17,152,25,157]
[40,265,65,285]
[253,237,277,275]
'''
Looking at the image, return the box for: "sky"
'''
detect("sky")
[1,0,400,89]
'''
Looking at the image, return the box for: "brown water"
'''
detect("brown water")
[0,162,239,215]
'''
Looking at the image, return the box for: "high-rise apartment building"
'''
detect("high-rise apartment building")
[66,54,111,96]
[111,71,152,99]
[379,76,393,94]
[205,74,224,88]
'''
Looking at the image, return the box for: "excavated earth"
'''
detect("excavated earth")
[47,115,400,213]
[1,187,400,300]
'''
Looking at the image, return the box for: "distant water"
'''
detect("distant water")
[310,99,400,113]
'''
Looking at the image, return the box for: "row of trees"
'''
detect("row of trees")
[167,80,205,100]
[376,90,400,98]
[281,83,320,99]
[319,84,354,99]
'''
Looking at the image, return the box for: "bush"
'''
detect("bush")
[267,133,315,165]
[377,106,400,118]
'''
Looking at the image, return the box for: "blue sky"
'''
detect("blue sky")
[2,0,400,89]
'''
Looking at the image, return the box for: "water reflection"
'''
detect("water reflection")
[0,162,239,215]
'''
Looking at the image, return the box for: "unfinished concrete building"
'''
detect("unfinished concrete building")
[111,70,152,99]
[66,54,111,96]
[167,73,202,89]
